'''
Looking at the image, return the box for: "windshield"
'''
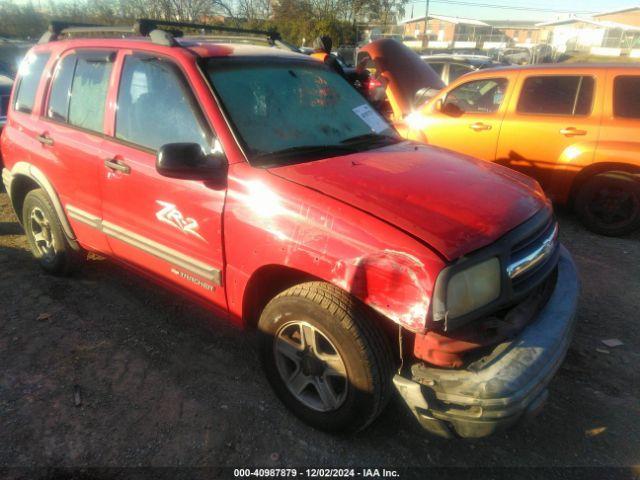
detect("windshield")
[204,59,399,166]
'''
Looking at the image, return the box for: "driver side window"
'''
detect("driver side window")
[115,55,211,152]
[444,78,508,114]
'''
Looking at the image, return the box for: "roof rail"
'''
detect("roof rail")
[39,21,137,44]
[39,18,282,47]
[134,19,281,41]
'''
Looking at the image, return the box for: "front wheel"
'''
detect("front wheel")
[575,172,640,237]
[258,282,395,433]
[22,189,82,275]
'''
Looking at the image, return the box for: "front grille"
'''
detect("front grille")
[508,215,560,295]
[430,207,561,332]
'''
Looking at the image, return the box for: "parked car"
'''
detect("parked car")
[403,63,640,236]
[0,40,33,78]
[0,74,10,126]
[0,74,11,168]
[1,20,578,438]
[421,54,502,85]
[499,47,531,65]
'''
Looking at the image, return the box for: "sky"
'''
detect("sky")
[11,0,640,23]
[402,0,638,22]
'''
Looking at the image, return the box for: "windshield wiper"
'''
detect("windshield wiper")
[340,133,402,147]
[252,144,358,164]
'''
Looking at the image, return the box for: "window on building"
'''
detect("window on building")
[68,54,114,133]
[116,55,211,151]
[613,76,640,119]
[602,28,625,48]
[517,76,595,115]
[13,52,50,114]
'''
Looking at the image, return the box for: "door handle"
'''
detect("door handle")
[560,127,587,136]
[469,122,492,131]
[104,158,131,175]
[36,133,54,146]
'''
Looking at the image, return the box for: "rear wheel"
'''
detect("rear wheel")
[575,172,640,237]
[258,282,394,433]
[22,189,82,275]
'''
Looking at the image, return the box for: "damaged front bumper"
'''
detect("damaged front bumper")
[394,245,579,438]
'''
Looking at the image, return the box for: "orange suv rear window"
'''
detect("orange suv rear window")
[614,76,640,119]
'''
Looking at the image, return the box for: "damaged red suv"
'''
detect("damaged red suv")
[1,20,579,438]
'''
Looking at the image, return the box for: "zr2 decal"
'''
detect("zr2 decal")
[156,201,205,241]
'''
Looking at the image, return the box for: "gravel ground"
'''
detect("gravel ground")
[0,189,639,475]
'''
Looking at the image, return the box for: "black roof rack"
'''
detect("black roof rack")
[135,19,281,41]
[39,18,283,47]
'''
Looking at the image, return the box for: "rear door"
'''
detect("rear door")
[38,50,115,252]
[496,73,603,200]
[99,51,227,306]
[596,72,640,163]
[420,76,512,161]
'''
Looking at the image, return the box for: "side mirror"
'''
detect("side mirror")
[439,99,463,117]
[156,142,227,181]
[434,98,444,112]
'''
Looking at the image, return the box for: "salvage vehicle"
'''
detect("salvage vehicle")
[403,63,640,236]
[0,74,9,127]
[0,74,11,168]
[1,20,579,438]
[420,54,502,85]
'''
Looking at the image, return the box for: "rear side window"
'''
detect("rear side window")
[427,62,444,75]
[14,52,50,114]
[68,55,113,133]
[115,55,210,151]
[613,76,640,119]
[518,76,594,116]
[449,63,474,83]
[47,54,77,122]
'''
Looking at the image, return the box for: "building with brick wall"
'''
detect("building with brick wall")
[538,14,640,55]
[399,15,545,50]
[400,15,492,48]
[593,6,640,27]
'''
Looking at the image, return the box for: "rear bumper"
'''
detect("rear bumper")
[394,245,579,438]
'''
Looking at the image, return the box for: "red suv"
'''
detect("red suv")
[1,20,579,438]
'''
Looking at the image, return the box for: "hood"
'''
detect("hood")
[268,143,548,261]
[359,39,445,117]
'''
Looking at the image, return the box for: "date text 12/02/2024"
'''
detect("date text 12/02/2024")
[233,468,400,478]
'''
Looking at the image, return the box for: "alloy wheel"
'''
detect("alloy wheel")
[274,321,348,412]
[29,207,56,259]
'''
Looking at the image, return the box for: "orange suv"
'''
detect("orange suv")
[407,63,640,236]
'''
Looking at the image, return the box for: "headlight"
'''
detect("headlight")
[445,257,501,319]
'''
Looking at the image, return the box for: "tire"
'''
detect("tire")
[22,189,82,275]
[575,171,640,237]
[258,282,395,433]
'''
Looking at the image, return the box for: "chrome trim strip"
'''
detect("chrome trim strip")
[66,205,221,285]
[66,205,102,229]
[507,223,559,280]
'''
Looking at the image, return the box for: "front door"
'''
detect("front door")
[418,76,511,161]
[100,52,227,307]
